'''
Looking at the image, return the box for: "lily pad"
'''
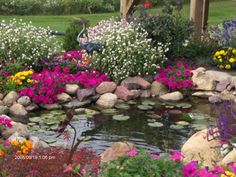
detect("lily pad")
[148,122,164,128]
[127,100,137,105]
[176,103,192,109]
[29,117,42,123]
[165,105,175,109]
[170,124,184,130]
[179,113,192,122]
[85,109,100,116]
[188,113,211,120]
[147,114,161,119]
[192,124,207,131]
[147,119,156,123]
[142,100,155,106]
[176,121,190,126]
[45,121,58,126]
[115,103,131,110]
[101,108,118,115]
[112,114,130,121]
[28,122,36,126]
[137,105,153,111]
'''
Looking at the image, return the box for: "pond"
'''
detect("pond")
[25,97,217,154]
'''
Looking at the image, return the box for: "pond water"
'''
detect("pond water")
[26,98,217,154]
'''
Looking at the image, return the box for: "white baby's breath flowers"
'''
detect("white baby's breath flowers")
[0,19,62,67]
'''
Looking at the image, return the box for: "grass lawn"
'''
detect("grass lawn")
[0,0,235,32]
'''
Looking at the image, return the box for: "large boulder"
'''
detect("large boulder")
[221,149,236,165]
[77,88,95,102]
[96,81,117,94]
[56,92,72,104]
[96,93,117,108]
[3,91,18,106]
[17,96,31,106]
[100,142,136,163]
[115,86,135,101]
[181,129,223,167]
[151,81,167,97]
[215,78,231,92]
[159,91,183,102]
[65,84,79,95]
[121,76,151,90]
[9,103,28,118]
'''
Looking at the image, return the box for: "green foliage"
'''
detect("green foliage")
[63,18,89,51]
[100,150,183,177]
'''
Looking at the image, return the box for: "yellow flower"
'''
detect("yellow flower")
[229,58,235,63]
[214,51,220,57]
[23,140,33,149]
[11,140,20,147]
[233,49,236,54]
[219,58,223,62]
[225,64,231,70]
[221,171,236,177]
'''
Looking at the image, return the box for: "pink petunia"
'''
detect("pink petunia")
[169,149,184,162]
[150,153,160,159]
[126,150,138,157]
[176,70,182,76]
[182,161,198,177]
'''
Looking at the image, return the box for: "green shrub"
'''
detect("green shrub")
[0,19,62,69]
[90,19,167,83]
[63,18,89,51]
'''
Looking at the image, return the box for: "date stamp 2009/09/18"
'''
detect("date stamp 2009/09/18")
[15,155,56,160]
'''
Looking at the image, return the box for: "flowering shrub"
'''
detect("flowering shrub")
[20,67,108,104]
[213,48,236,70]
[36,50,90,73]
[155,61,194,92]
[88,18,167,82]
[0,19,62,68]
[210,19,236,47]
[0,115,13,134]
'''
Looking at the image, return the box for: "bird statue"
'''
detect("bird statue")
[76,19,103,56]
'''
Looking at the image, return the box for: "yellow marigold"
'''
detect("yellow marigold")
[229,58,236,63]
[225,64,231,70]
[23,140,33,149]
[11,140,20,147]
[0,149,5,157]
[221,171,236,177]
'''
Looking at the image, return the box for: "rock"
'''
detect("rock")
[77,88,95,102]
[65,84,79,95]
[159,91,183,102]
[151,81,167,97]
[29,136,41,149]
[3,91,18,106]
[62,99,91,109]
[100,142,136,163]
[17,96,31,106]
[9,103,28,118]
[40,103,62,110]
[0,100,3,105]
[216,79,231,92]
[0,105,9,114]
[96,93,117,108]
[220,90,236,100]
[57,92,72,103]
[140,89,151,98]
[0,93,4,100]
[3,122,29,138]
[121,76,151,90]
[205,70,232,82]
[221,149,236,165]
[192,91,217,98]
[96,81,117,94]
[75,108,85,114]
[25,103,39,112]
[8,132,25,143]
[38,141,50,148]
[90,95,100,102]
[115,86,135,101]
[181,129,222,167]
[130,90,141,99]
[209,96,222,104]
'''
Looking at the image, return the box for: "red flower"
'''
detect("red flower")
[143,1,153,8]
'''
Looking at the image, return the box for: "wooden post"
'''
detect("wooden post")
[202,0,210,32]
[120,0,142,19]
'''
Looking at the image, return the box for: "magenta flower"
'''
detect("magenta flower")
[169,149,184,162]
[169,75,176,81]
[126,150,138,157]
[4,140,11,147]
[184,70,191,77]
[182,161,198,177]
[150,153,160,159]
[168,81,176,89]
[177,61,183,67]
[176,70,182,76]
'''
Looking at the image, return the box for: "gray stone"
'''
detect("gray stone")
[0,105,9,114]
[96,93,118,108]
[75,108,85,114]
[17,96,31,106]
[29,136,41,149]
[0,93,4,100]
[77,88,95,101]
[65,84,79,95]
[130,90,141,99]
[62,99,91,109]
[3,91,18,106]
[96,81,117,94]
[192,91,217,98]
[121,76,151,90]
[151,81,167,97]
[90,95,100,102]
[209,96,222,104]
[159,91,183,102]
[56,92,72,103]
[40,103,62,110]
[9,103,28,118]
[25,103,39,112]
[216,79,231,92]
[3,122,29,138]
[140,89,151,98]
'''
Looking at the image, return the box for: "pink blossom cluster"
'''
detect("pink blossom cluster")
[20,66,109,104]
[0,116,13,132]
[155,61,194,91]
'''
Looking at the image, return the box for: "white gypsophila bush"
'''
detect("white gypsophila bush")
[89,19,168,83]
[0,19,62,68]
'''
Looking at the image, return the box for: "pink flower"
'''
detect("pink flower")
[126,150,138,157]
[169,149,184,162]
[168,81,176,89]
[150,153,160,159]
[177,61,183,67]
[196,168,218,177]
[4,140,11,147]
[176,70,182,76]
[211,165,224,174]
[81,169,87,174]
[63,164,72,173]
[63,67,70,73]
[182,161,198,177]
[184,70,191,77]
[169,76,176,81]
